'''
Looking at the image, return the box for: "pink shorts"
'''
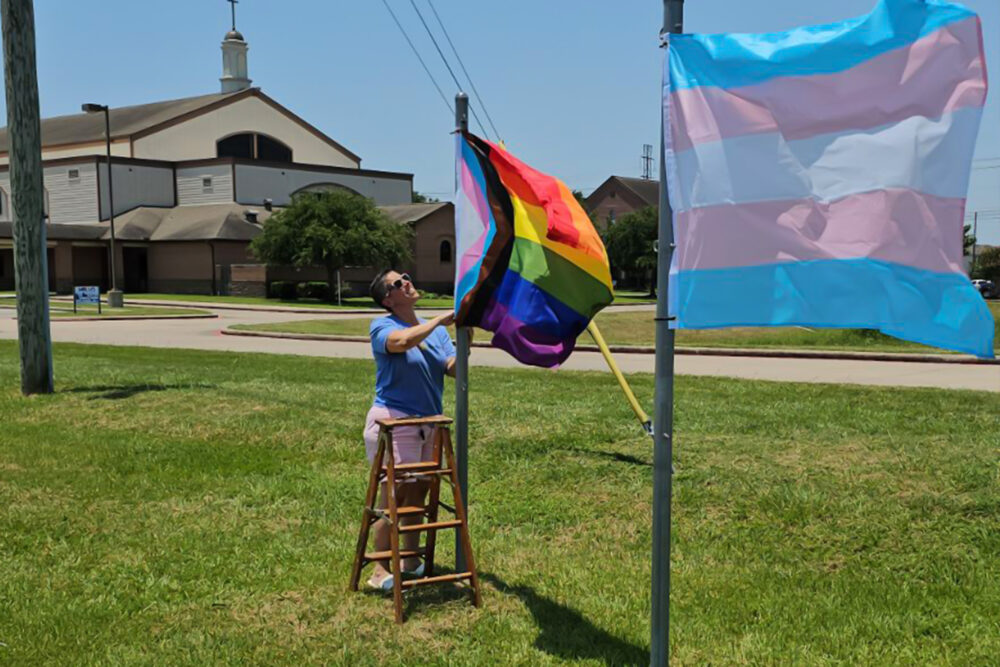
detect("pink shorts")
[363,405,435,466]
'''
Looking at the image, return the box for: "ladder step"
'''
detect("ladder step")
[401,572,473,589]
[398,519,462,534]
[383,461,441,472]
[364,548,425,561]
[394,469,453,479]
[369,506,427,519]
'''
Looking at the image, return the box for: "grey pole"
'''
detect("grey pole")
[104,107,123,307]
[454,91,470,573]
[652,2,683,665]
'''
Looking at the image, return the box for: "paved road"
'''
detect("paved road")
[1,307,997,392]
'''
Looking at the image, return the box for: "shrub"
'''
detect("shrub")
[298,281,331,301]
[268,281,298,300]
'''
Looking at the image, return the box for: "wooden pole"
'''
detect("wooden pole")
[2,0,53,395]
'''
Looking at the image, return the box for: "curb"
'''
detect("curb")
[219,327,998,365]
[51,313,219,322]
[42,298,653,315]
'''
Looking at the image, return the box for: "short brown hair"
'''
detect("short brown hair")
[369,269,393,311]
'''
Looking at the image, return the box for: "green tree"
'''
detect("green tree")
[971,245,1000,283]
[602,206,658,296]
[964,223,976,257]
[411,191,439,204]
[250,190,412,301]
[572,189,588,210]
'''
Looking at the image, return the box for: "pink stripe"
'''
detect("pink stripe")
[460,157,490,226]
[457,159,491,278]
[670,17,986,152]
[675,189,967,275]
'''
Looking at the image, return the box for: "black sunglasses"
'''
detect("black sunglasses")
[387,273,412,292]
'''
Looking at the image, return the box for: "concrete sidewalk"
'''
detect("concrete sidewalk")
[2,306,998,392]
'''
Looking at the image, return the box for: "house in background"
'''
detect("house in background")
[584,175,659,228]
[0,23,456,296]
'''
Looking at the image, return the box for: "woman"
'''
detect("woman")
[363,269,456,590]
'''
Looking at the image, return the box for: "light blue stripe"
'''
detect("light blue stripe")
[668,0,975,91]
[669,258,995,358]
[454,136,498,306]
[672,106,982,211]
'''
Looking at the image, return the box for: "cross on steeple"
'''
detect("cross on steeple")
[227,0,238,30]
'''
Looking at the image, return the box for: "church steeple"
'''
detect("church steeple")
[220,0,251,93]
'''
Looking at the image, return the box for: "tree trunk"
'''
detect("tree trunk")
[2,0,53,395]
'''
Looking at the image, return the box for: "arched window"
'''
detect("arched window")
[257,134,293,162]
[217,132,293,162]
[439,239,453,264]
[292,182,363,198]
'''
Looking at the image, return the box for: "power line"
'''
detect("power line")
[381,0,453,116]
[407,0,491,139]
[425,0,502,142]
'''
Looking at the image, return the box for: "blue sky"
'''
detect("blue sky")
[2,0,998,241]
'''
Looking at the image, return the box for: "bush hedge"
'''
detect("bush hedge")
[298,281,331,301]
[268,281,298,300]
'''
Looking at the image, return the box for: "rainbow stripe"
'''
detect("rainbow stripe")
[665,0,994,358]
[454,132,613,367]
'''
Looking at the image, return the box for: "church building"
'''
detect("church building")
[0,19,455,296]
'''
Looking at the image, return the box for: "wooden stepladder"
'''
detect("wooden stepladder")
[349,415,481,623]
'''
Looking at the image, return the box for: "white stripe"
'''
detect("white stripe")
[671,106,983,211]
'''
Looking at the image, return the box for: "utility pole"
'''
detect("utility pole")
[971,211,978,275]
[2,0,53,395]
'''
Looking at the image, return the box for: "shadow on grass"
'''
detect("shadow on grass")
[481,572,648,665]
[64,383,216,400]
[564,446,652,468]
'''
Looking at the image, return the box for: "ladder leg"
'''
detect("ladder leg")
[422,426,445,578]
[350,426,387,591]
[442,429,482,607]
[385,430,406,623]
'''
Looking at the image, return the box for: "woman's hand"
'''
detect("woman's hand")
[437,311,455,328]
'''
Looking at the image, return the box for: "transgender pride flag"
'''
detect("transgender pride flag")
[664,0,994,357]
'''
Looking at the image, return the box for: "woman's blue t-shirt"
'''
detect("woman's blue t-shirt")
[370,315,456,416]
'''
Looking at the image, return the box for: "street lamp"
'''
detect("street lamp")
[82,102,123,307]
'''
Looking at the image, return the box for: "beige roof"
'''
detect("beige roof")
[609,176,659,208]
[112,203,273,242]
[0,220,106,241]
[380,202,452,225]
[1,201,448,244]
[0,91,242,153]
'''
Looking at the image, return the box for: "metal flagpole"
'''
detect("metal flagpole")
[454,91,471,572]
[652,1,683,665]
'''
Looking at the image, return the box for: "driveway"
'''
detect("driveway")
[1,307,997,392]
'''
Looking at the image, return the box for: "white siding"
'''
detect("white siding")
[234,164,411,207]
[176,164,233,205]
[133,96,359,167]
[44,161,99,224]
[98,163,174,218]
[0,180,9,222]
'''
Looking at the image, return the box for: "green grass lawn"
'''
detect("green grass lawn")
[230,302,1000,355]
[1,341,999,664]
[49,305,210,319]
[0,301,209,319]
